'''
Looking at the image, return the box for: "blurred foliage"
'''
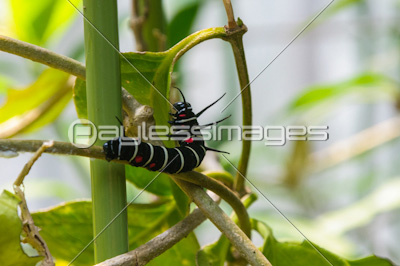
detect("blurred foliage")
[8,0,80,46]
[0,0,399,265]
[286,73,400,122]
[0,69,71,138]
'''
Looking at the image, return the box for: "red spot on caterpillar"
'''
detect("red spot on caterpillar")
[179,114,186,117]
[135,156,143,163]
[185,138,194,143]
[149,163,156,168]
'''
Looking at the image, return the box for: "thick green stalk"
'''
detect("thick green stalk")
[83,0,128,263]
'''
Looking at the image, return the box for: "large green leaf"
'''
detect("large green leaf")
[125,166,172,196]
[253,219,393,266]
[0,68,71,138]
[32,199,199,266]
[0,190,42,266]
[73,27,227,142]
[9,0,81,45]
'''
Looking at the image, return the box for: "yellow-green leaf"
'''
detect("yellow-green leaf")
[0,68,71,138]
[9,0,81,45]
[0,190,42,266]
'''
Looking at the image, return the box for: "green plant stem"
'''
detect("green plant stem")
[172,172,251,238]
[173,178,271,266]
[83,0,128,263]
[0,35,85,79]
[223,24,252,196]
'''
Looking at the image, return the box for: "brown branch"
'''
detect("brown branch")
[0,35,85,79]
[96,208,206,266]
[14,141,55,266]
[171,171,251,238]
[173,178,271,266]
[0,139,104,160]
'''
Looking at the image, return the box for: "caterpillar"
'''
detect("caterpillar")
[103,89,230,174]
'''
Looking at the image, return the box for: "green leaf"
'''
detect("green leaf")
[167,1,201,48]
[73,27,227,147]
[9,0,81,45]
[125,166,172,196]
[196,235,230,266]
[252,219,393,266]
[32,199,199,266]
[287,73,400,120]
[0,68,71,138]
[0,190,42,266]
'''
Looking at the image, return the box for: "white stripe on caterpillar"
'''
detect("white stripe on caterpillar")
[143,143,154,167]
[185,146,199,168]
[160,146,169,170]
[128,141,139,163]
[174,148,185,173]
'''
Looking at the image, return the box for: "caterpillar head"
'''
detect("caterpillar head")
[103,139,119,161]
[172,101,193,117]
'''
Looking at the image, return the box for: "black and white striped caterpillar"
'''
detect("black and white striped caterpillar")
[103,89,229,174]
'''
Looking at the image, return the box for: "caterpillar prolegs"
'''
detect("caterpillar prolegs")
[103,89,230,174]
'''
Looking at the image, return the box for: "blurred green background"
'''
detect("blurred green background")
[0,0,399,264]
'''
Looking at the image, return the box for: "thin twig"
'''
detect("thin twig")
[172,171,251,238]
[222,0,238,28]
[0,35,85,79]
[173,178,271,266]
[13,141,55,266]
